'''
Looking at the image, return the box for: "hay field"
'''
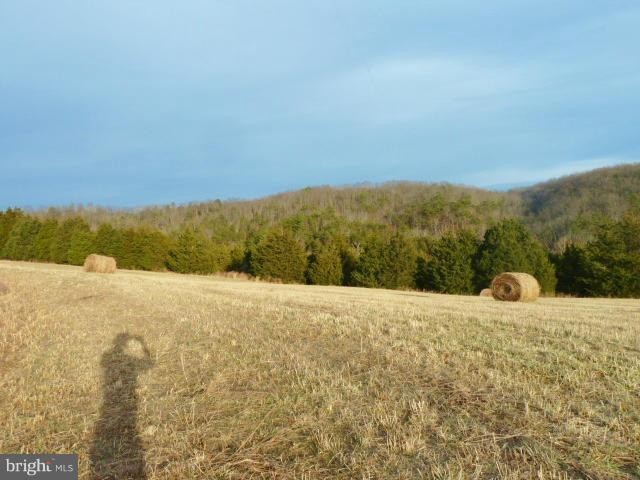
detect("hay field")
[1,260,639,479]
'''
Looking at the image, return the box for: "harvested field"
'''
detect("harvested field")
[1,260,639,479]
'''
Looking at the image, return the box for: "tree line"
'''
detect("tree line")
[1,208,638,297]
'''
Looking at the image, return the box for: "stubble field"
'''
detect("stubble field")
[0,260,639,479]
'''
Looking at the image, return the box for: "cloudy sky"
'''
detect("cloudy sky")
[1,1,639,208]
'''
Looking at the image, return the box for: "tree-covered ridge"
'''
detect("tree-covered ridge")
[2,205,639,298]
[32,182,521,241]
[519,163,640,248]
[26,164,640,251]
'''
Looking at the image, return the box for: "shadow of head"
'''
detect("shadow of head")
[90,333,153,480]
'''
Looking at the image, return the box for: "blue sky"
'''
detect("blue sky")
[1,1,639,208]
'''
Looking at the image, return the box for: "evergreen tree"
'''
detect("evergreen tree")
[0,208,24,254]
[340,245,358,287]
[228,244,247,272]
[351,231,417,289]
[2,217,42,260]
[209,241,232,273]
[420,230,478,294]
[250,230,307,283]
[67,229,96,265]
[118,229,140,270]
[50,218,90,264]
[379,233,418,289]
[167,228,220,274]
[351,234,390,288]
[128,228,171,271]
[578,213,640,297]
[553,244,590,296]
[307,241,343,285]
[475,219,557,293]
[95,223,124,259]
[33,219,60,262]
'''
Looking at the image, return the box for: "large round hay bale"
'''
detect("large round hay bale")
[479,288,493,297]
[490,272,540,302]
[83,254,117,274]
[0,281,9,296]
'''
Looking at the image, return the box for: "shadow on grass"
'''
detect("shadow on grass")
[90,333,153,480]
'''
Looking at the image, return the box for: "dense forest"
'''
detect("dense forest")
[1,164,639,297]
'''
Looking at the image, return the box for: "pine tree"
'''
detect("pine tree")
[475,219,557,293]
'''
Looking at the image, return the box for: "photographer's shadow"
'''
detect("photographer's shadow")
[90,333,153,480]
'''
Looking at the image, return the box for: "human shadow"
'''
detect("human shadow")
[90,333,153,480]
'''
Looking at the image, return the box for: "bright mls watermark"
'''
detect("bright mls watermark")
[0,455,77,479]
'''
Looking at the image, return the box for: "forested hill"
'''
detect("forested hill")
[519,163,640,247]
[30,163,640,250]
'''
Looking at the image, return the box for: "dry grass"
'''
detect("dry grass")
[0,260,639,479]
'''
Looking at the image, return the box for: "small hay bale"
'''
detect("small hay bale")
[490,272,540,302]
[83,254,117,274]
[479,288,493,297]
[0,281,9,296]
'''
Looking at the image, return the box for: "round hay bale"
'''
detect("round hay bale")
[83,254,117,274]
[491,272,540,302]
[0,281,9,296]
[479,288,493,297]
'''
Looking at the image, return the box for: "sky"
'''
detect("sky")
[1,1,639,208]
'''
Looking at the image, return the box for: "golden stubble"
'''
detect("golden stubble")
[1,260,639,479]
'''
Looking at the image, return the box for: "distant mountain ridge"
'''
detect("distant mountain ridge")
[31,163,640,250]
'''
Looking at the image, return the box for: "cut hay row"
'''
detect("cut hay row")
[83,254,117,274]
[0,280,8,295]
[491,272,540,302]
